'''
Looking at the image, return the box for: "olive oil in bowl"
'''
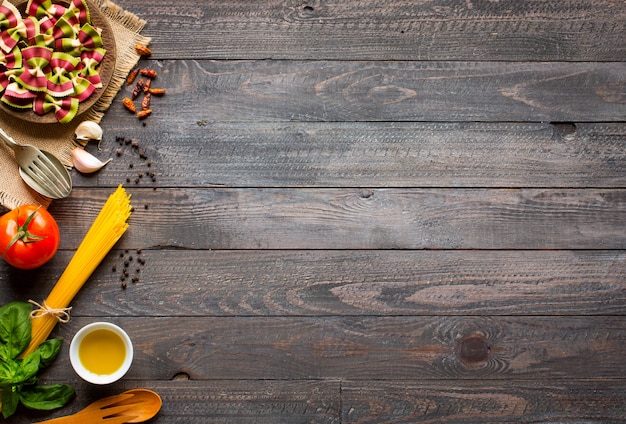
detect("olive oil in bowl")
[70,322,133,384]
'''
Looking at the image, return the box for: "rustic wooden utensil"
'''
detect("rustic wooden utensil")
[35,389,162,424]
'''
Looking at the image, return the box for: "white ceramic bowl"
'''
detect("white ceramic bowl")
[69,322,133,385]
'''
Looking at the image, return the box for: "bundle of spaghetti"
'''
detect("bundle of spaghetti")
[22,185,132,357]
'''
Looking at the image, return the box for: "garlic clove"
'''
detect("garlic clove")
[74,121,103,142]
[71,147,112,173]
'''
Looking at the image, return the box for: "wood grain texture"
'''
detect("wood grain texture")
[2,250,624,317]
[114,0,626,61]
[32,316,626,381]
[78,122,626,189]
[342,380,626,423]
[108,60,626,123]
[4,380,342,424]
[10,379,626,423]
[45,187,626,250]
[1,0,624,422]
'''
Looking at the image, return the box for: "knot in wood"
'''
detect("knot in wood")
[360,189,374,199]
[457,333,491,365]
[552,122,577,141]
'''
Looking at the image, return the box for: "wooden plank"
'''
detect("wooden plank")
[7,380,341,424]
[82,122,626,189]
[109,60,626,122]
[116,0,626,61]
[342,380,626,423]
[38,316,626,380]
[9,379,626,423]
[46,188,626,250]
[3,250,624,317]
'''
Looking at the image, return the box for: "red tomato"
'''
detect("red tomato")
[0,205,60,270]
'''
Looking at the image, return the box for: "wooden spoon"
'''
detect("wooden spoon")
[105,389,162,423]
[36,389,162,424]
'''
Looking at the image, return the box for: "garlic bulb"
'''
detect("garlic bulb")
[74,121,103,142]
[71,147,111,173]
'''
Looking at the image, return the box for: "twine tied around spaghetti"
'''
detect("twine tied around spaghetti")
[28,299,72,323]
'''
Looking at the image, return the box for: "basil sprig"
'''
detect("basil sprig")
[0,302,75,418]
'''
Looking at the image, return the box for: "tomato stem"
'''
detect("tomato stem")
[6,207,46,252]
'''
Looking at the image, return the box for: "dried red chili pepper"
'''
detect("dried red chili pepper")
[137,109,152,119]
[126,68,139,85]
[141,93,151,110]
[135,43,152,56]
[131,79,144,99]
[140,69,157,78]
[122,97,136,113]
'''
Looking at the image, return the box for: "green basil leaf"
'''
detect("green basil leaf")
[35,338,62,369]
[17,351,41,383]
[0,358,19,385]
[19,384,76,411]
[0,343,8,360]
[0,303,75,415]
[0,302,32,359]
[1,387,20,418]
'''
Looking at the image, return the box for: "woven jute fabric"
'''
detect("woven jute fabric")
[0,0,150,210]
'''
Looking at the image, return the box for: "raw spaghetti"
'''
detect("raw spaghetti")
[22,185,132,357]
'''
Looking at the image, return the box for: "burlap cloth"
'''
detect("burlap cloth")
[0,0,150,210]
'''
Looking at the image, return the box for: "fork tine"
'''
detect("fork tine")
[99,404,137,417]
[69,413,135,424]
[87,393,135,409]
[33,157,71,191]
[64,405,136,424]
[24,164,66,199]
[34,153,72,191]
[102,416,138,424]
[30,159,62,184]
[22,167,66,199]
[27,157,71,198]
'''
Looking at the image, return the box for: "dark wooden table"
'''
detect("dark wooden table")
[2,0,626,422]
